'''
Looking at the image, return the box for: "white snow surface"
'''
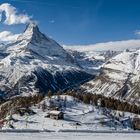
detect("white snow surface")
[0,132,140,140]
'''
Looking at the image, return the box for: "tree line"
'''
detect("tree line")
[65,90,140,115]
[0,94,44,119]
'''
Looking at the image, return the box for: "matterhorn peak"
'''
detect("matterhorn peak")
[24,22,39,35]
[11,22,70,59]
[17,22,46,43]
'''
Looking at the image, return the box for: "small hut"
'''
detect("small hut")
[48,110,64,120]
[133,117,140,130]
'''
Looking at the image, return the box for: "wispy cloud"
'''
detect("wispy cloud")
[63,39,140,51]
[0,31,20,42]
[135,30,140,37]
[0,3,31,25]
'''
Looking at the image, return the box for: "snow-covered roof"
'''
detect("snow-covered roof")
[49,110,63,115]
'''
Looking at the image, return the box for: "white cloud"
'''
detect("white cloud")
[63,39,140,51]
[135,30,140,36]
[0,31,21,42]
[0,3,31,25]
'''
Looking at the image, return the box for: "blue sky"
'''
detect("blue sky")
[0,0,140,46]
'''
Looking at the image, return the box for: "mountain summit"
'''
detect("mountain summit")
[7,23,72,62]
[0,24,93,99]
[18,23,42,42]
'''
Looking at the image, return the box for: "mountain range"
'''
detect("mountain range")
[81,49,140,105]
[0,23,139,111]
[0,23,140,131]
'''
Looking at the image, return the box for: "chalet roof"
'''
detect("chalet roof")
[49,110,63,115]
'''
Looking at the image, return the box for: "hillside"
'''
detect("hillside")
[2,95,136,131]
[81,49,140,105]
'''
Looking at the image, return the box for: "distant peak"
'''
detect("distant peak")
[24,22,39,34]
[18,23,46,42]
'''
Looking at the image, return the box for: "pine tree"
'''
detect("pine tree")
[64,96,67,108]
[42,101,46,112]
[48,90,53,98]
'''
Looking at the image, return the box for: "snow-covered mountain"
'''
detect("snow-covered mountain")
[0,23,93,99]
[67,49,119,74]
[81,49,140,105]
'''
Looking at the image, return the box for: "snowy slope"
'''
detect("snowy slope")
[0,23,93,99]
[2,95,137,131]
[81,49,140,105]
